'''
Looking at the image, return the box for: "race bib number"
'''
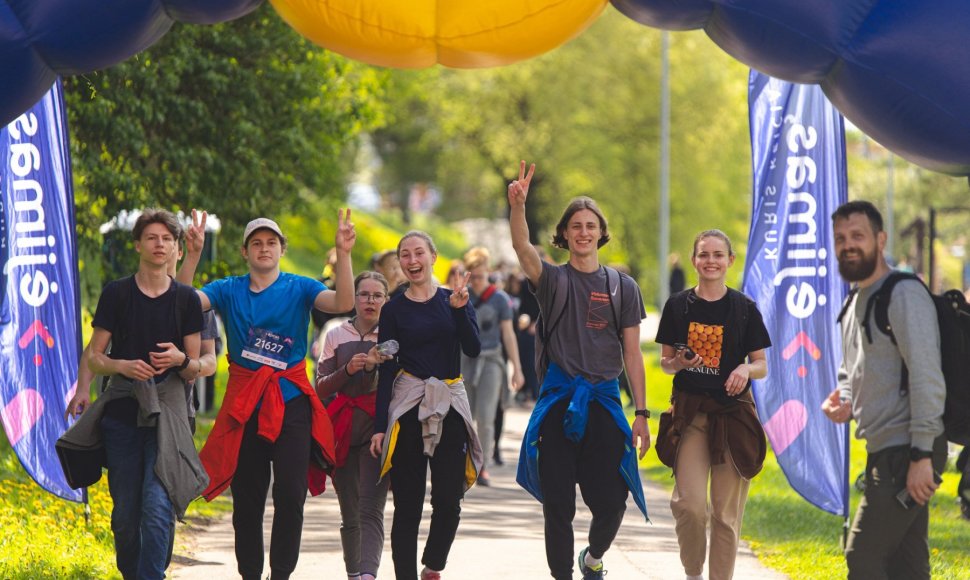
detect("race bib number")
[240,327,293,370]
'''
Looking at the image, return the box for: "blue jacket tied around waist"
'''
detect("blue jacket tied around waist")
[516,362,648,520]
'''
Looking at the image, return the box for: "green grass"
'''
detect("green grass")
[637,348,970,579]
[0,414,230,579]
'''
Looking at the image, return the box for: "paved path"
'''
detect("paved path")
[172,405,787,580]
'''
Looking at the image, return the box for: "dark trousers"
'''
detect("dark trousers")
[958,447,970,502]
[102,416,175,580]
[231,395,312,580]
[539,399,628,580]
[390,406,469,580]
[845,437,947,580]
[494,399,505,463]
[517,331,538,400]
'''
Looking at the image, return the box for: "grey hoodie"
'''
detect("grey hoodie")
[837,272,945,453]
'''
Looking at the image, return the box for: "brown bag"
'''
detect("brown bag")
[655,406,679,468]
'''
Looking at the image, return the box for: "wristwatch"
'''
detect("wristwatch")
[177,351,191,371]
[909,447,933,462]
[634,409,651,419]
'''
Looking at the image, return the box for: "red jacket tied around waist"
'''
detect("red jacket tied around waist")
[200,360,336,501]
[326,391,377,469]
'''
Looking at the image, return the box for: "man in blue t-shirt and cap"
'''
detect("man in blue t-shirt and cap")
[178,209,359,580]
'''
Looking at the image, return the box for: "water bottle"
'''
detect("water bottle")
[376,339,399,357]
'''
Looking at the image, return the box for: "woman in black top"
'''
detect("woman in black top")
[655,229,771,580]
[369,231,482,580]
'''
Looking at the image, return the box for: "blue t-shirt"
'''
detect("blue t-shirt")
[203,272,326,401]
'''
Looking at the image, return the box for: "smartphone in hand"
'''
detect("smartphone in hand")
[673,342,696,360]
[895,471,944,509]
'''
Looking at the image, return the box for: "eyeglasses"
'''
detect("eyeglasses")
[356,292,387,303]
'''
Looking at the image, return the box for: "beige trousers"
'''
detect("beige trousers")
[670,412,750,580]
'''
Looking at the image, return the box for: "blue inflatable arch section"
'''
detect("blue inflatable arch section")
[611,0,970,176]
[0,0,260,130]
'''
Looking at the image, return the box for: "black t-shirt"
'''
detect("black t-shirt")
[92,276,204,422]
[656,288,771,398]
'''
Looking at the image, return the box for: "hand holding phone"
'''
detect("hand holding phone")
[674,342,697,361]
[896,470,943,509]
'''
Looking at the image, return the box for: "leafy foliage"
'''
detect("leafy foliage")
[372,11,753,306]
[65,4,388,303]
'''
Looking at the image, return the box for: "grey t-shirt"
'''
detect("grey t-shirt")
[472,287,514,351]
[535,262,645,384]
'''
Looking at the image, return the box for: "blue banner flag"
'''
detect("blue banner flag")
[743,71,850,516]
[0,80,82,502]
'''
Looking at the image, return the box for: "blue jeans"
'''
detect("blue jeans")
[102,415,176,580]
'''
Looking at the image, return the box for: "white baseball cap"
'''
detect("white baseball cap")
[243,217,285,246]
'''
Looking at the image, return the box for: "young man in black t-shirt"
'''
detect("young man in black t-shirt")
[87,209,204,580]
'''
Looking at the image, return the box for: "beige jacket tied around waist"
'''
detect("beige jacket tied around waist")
[378,371,483,490]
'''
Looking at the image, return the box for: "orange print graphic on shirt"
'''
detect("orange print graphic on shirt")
[586,291,610,330]
[688,321,723,368]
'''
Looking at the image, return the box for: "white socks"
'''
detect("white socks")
[585,552,603,568]
[686,575,705,580]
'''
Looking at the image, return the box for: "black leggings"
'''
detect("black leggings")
[538,398,629,580]
[390,406,469,580]
[230,396,311,580]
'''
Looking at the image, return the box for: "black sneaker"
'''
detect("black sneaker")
[961,497,970,521]
[577,546,607,578]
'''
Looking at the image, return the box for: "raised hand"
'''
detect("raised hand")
[449,272,472,309]
[447,265,466,291]
[186,209,207,255]
[335,208,356,253]
[507,160,536,208]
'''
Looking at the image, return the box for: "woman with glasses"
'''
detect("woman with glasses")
[369,231,482,580]
[316,271,393,580]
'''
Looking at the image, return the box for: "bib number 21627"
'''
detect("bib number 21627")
[241,327,293,370]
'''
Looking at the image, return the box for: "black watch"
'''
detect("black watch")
[909,447,933,462]
[177,352,191,371]
[634,409,651,419]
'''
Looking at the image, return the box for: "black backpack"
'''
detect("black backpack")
[534,266,623,385]
[838,272,970,446]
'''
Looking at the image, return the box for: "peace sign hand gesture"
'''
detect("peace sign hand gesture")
[507,160,536,209]
[186,209,207,256]
[335,208,356,253]
[449,272,472,309]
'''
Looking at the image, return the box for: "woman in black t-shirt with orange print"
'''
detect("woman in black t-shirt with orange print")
[655,229,772,580]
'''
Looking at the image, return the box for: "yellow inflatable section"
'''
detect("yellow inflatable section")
[269,0,609,69]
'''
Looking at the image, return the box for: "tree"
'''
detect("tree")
[373,9,753,304]
[65,4,388,302]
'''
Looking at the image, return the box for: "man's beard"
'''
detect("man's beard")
[838,247,879,282]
